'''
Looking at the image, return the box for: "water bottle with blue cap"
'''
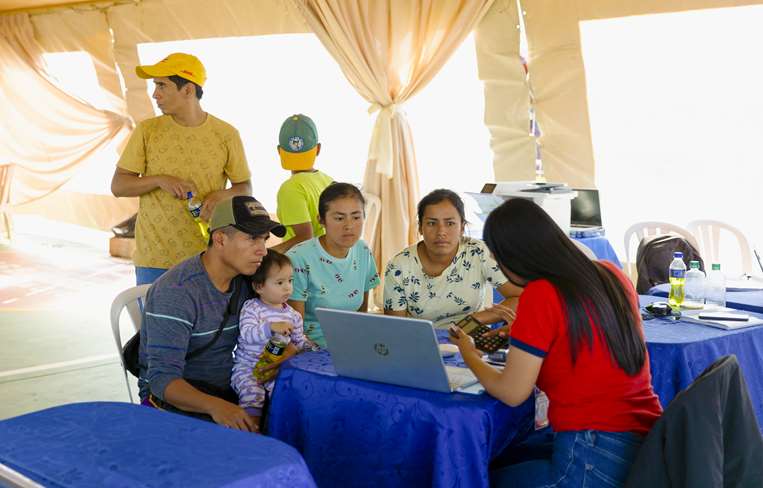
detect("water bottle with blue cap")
[668,252,686,311]
[186,191,209,239]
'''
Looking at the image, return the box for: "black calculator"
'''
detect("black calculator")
[455,315,509,353]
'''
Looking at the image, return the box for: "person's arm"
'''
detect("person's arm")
[287,308,315,352]
[472,242,524,326]
[142,290,255,431]
[199,180,252,221]
[449,327,541,406]
[358,292,370,312]
[163,379,256,431]
[288,299,305,319]
[384,309,409,318]
[472,295,519,326]
[111,167,197,199]
[271,222,313,254]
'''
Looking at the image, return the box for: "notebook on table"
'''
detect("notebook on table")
[680,308,763,330]
[315,308,481,394]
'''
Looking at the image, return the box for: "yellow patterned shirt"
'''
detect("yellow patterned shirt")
[117,114,251,269]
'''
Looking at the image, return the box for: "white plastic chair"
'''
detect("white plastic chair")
[362,192,382,247]
[623,222,698,279]
[0,462,44,488]
[571,239,597,260]
[688,220,753,276]
[110,284,150,403]
[361,192,383,310]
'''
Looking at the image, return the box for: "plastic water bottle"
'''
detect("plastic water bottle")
[683,260,705,309]
[186,192,209,239]
[253,333,290,383]
[667,252,686,310]
[705,263,727,309]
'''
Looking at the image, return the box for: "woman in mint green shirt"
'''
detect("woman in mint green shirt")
[287,183,380,348]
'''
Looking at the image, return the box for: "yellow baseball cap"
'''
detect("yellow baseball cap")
[136,53,207,87]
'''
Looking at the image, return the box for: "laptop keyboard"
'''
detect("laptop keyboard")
[445,366,478,390]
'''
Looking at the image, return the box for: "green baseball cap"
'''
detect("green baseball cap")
[209,196,286,238]
[279,114,318,153]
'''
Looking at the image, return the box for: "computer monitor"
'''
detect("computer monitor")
[570,188,602,228]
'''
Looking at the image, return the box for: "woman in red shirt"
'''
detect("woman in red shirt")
[450,198,662,487]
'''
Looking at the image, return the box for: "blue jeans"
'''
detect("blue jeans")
[491,430,643,488]
[135,266,167,286]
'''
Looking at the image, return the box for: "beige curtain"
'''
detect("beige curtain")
[15,7,139,229]
[475,0,536,182]
[486,0,763,186]
[291,0,495,284]
[0,13,132,211]
[31,7,126,115]
[520,0,596,187]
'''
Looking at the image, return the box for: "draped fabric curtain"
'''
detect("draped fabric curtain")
[0,13,132,208]
[291,0,494,286]
[31,7,127,116]
[474,0,536,182]
[505,0,763,186]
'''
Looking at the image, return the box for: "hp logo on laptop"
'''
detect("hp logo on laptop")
[374,343,389,356]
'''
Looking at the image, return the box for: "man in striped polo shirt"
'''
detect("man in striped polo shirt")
[138,196,286,431]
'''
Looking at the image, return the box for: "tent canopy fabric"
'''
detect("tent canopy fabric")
[1,0,762,232]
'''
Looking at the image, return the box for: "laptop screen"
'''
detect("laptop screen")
[571,188,602,227]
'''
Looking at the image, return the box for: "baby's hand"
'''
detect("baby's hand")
[270,321,294,335]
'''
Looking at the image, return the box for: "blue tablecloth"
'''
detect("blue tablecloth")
[649,283,763,313]
[639,295,763,431]
[576,235,622,268]
[267,332,534,488]
[0,401,316,488]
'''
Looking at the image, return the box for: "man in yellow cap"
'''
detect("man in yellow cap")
[270,114,333,254]
[111,53,252,285]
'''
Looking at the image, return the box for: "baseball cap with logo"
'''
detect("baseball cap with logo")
[209,196,286,238]
[278,114,319,171]
[136,53,207,87]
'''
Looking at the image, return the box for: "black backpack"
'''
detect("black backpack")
[635,233,704,294]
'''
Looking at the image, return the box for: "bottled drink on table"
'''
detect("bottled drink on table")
[254,333,290,383]
[186,191,209,239]
[705,263,727,309]
[667,252,686,311]
[683,260,706,309]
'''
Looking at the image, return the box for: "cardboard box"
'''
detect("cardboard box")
[109,237,135,259]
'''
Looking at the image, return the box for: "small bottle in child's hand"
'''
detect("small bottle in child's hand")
[253,333,290,383]
[270,321,293,335]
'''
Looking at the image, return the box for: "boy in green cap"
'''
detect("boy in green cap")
[271,114,333,253]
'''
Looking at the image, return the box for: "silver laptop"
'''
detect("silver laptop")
[570,188,603,231]
[315,308,479,393]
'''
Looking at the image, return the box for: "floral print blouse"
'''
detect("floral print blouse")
[383,237,507,328]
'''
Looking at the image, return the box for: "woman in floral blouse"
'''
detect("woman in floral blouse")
[383,189,521,329]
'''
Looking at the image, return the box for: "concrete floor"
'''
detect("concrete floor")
[0,222,138,420]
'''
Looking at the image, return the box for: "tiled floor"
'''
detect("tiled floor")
[0,221,138,420]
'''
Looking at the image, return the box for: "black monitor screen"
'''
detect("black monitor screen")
[570,189,602,227]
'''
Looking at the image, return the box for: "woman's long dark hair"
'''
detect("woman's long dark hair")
[483,198,646,375]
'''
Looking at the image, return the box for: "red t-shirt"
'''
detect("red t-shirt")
[510,261,662,435]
